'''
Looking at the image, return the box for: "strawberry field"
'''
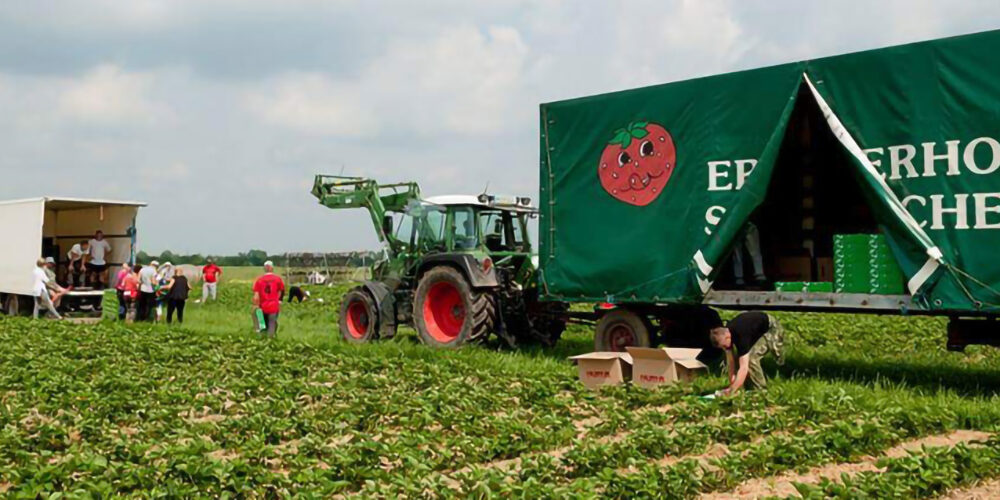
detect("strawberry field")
[3,280,1000,498]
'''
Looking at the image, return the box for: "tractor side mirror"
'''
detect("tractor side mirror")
[382,215,393,236]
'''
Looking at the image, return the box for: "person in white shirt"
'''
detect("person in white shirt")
[87,230,113,289]
[137,260,159,322]
[33,258,62,320]
[67,240,90,287]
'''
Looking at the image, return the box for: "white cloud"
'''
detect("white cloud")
[58,64,168,124]
[246,73,377,137]
[246,24,531,138]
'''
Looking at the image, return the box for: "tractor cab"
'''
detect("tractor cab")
[416,194,534,254]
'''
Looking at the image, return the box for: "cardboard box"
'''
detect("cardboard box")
[816,257,833,282]
[776,256,812,281]
[626,347,708,389]
[568,352,633,390]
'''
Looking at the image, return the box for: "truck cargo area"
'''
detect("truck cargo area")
[0,197,145,319]
[710,85,911,311]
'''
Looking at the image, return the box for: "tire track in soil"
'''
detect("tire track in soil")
[437,405,780,493]
[699,429,993,499]
[937,477,1000,500]
[334,402,684,497]
[441,403,678,481]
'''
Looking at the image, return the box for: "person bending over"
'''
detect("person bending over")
[709,311,784,395]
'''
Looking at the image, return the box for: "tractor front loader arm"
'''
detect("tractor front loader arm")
[311,175,421,256]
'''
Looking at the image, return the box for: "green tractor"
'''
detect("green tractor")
[311,175,567,348]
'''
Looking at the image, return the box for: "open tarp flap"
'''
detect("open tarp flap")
[540,29,1000,313]
[804,31,1000,312]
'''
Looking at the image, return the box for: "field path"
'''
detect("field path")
[700,430,992,499]
[937,478,1000,499]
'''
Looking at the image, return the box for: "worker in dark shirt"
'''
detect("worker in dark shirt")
[709,311,785,394]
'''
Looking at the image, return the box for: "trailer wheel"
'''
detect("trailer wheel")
[594,308,652,352]
[339,288,378,343]
[414,266,494,348]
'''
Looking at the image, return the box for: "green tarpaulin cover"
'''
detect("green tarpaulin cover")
[539,30,1000,313]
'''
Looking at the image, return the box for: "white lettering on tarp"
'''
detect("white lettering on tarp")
[964,137,1000,175]
[922,140,961,177]
[707,159,758,191]
[735,159,757,190]
[706,136,1000,231]
[704,205,725,235]
[974,193,1000,229]
[903,193,1000,230]
[863,147,886,179]
[930,194,970,230]
[707,161,732,191]
[888,144,919,180]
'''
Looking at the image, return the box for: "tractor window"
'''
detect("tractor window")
[480,211,506,251]
[512,214,528,250]
[393,211,416,248]
[452,207,479,250]
[419,205,447,250]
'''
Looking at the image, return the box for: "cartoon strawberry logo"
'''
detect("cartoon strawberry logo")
[598,121,676,206]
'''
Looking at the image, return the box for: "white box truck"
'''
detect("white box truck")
[0,197,145,319]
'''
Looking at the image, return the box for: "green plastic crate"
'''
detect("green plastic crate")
[805,282,834,293]
[833,233,905,295]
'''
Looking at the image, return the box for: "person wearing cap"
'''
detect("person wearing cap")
[43,257,70,309]
[201,258,222,303]
[33,258,62,320]
[136,260,159,322]
[252,260,285,337]
[709,311,785,395]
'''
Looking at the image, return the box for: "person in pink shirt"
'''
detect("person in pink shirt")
[113,263,130,320]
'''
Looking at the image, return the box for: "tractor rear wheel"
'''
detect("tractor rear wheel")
[339,288,378,343]
[414,266,494,348]
[594,308,652,352]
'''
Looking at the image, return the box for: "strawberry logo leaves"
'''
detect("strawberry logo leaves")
[608,122,651,149]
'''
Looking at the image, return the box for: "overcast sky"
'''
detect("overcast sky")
[1,1,999,254]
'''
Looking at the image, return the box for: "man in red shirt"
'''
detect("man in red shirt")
[252,261,285,337]
[201,258,222,303]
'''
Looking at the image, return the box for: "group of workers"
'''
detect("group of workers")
[32,235,777,395]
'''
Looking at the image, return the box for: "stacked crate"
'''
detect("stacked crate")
[833,234,904,294]
[774,281,834,293]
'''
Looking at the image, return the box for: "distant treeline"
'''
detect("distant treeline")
[135,250,379,267]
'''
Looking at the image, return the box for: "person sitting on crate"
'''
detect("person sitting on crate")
[33,258,62,320]
[43,257,70,309]
[709,311,785,394]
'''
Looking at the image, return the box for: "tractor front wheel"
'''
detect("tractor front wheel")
[594,308,652,352]
[339,288,378,343]
[414,266,494,348]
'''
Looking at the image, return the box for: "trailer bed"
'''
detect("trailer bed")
[704,290,914,315]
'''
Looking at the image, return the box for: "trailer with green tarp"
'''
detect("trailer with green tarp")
[537,29,1000,352]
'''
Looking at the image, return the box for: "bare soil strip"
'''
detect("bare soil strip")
[700,430,993,499]
[937,478,1000,500]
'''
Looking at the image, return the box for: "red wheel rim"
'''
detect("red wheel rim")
[346,300,369,339]
[423,281,465,343]
[608,324,636,352]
